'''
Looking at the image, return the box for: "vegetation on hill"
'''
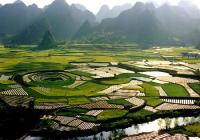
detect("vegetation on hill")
[1,1,200,45]
[37,31,57,50]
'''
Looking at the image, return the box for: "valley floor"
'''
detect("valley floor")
[0,44,199,139]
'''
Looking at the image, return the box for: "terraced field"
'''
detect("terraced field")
[0,45,199,137]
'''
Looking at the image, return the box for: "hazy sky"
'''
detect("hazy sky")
[0,0,198,13]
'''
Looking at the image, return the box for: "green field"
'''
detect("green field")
[139,97,163,107]
[127,109,153,120]
[107,99,133,106]
[0,45,198,73]
[31,82,108,97]
[56,108,88,117]
[35,98,68,103]
[99,77,131,85]
[141,83,160,96]
[68,96,91,105]
[0,44,199,134]
[185,123,200,136]
[189,83,200,95]
[97,109,128,121]
[162,83,189,97]
[167,123,200,137]
[0,80,16,84]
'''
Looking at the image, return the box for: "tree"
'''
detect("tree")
[37,30,57,50]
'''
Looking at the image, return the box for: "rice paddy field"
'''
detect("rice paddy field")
[0,44,199,73]
[0,44,199,137]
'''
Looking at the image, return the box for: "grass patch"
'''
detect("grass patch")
[67,107,88,113]
[35,98,68,103]
[10,62,66,72]
[162,83,189,97]
[139,97,163,107]
[99,77,131,85]
[56,107,88,117]
[189,83,200,95]
[0,80,16,84]
[68,96,91,105]
[31,82,108,97]
[107,99,132,106]
[121,85,143,91]
[97,109,128,121]
[141,83,160,96]
[167,123,200,137]
[0,83,9,91]
[24,87,47,98]
[80,115,98,122]
[185,123,200,136]
[115,73,135,78]
[127,109,153,119]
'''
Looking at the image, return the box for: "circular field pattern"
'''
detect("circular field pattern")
[23,72,75,87]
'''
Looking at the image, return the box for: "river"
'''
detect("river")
[25,116,200,140]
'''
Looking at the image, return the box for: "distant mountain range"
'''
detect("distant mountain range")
[71,4,87,12]
[1,0,95,44]
[1,0,200,47]
[96,4,132,22]
[75,2,200,45]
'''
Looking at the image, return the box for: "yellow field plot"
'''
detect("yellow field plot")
[99,80,142,94]
[0,58,25,72]
[80,67,133,78]
[1,88,28,96]
[178,59,200,64]
[85,110,103,116]
[34,103,68,110]
[54,116,76,125]
[67,80,86,88]
[125,97,145,107]
[151,47,196,56]
[68,119,83,127]
[93,56,129,62]
[90,96,109,102]
[79,101,124,109]
[0,80,16,85]
[77,122,100,130]
[155,103,200,110]
[155,86,167,96]
[0,95,33,107]
[184,63,200,70]
[144,106,158,113]
[32,56,83,64]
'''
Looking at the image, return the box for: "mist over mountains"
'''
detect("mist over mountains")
[1,0,200,46]
[96,3,132,22]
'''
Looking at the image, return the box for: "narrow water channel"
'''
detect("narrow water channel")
[25,116,200,140]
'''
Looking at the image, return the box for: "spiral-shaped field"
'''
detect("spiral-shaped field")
[22,72,75,87]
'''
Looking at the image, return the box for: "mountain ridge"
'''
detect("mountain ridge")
[1,0,200,46]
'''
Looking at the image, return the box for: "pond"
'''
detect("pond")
[25,116,200,140]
